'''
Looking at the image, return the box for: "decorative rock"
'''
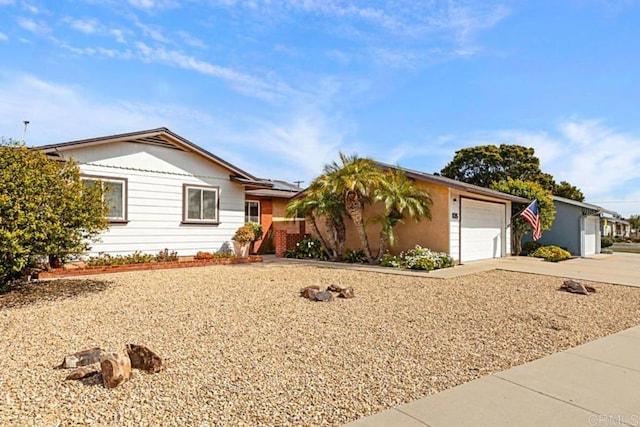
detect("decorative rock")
[300,285,320,299]
[327,284,355,298]
[560,280,595,295]
[126,344,165,373]
[338,287,355,299]
[65,367,99,380]
[100,352,131,389]
[57,347,103,369]
[315,291,334,302]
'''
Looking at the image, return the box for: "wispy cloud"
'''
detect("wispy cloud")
[134,20,169,43]
[128,0,178,11]
[134,42,295,102]
[62,16,128,43]
[0,31,8,41]
[176,30,207,49]
[17,17,50,34]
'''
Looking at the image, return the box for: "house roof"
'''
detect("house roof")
[552,196,618,216]
[36,127,271,188]
[246,180,302,199]
[377,163,531,204]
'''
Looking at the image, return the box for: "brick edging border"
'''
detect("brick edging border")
[36,256,263,279]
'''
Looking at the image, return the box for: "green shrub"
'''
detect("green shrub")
[86,251,155,267]
[284,236,328,260]
[529,245,572,262]
[521,241,543,255]
[380,245,454,271]
[344,248,367,264]
[246,222,263,241]
[601,237,614,248]
[155,248,179,263]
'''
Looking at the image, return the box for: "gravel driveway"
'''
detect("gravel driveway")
[2,263,640,426]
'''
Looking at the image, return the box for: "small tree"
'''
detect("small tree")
[370,169,432,263]
[0,140,108,285]
[490,179,556,255]
[629,215,640,239]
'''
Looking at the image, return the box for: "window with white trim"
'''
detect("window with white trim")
[245,200,260,223]
[183,185,219,223]
[82,177,127,222]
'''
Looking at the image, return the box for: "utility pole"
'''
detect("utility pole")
[293,180,304,188]
[22,120,30,143]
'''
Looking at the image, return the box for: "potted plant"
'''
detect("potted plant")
[246,221,263,254]
[232,224,255,258]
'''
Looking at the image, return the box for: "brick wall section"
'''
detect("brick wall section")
[275,230,311,257]
[37,256,263,279]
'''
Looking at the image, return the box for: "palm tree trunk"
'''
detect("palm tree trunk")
[345,194,373,262]
[307,215,333,259]
[375,230,389,264]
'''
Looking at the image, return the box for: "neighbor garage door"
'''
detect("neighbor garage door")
[584,216,599,256]
[460,199,504,262]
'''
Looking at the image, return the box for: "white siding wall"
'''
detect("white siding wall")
[66,142,245,257]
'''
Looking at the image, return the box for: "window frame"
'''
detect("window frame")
[182,184,220,225]
[81,175,128,223]
[245,200,261,224]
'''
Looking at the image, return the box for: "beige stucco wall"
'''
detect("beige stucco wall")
[314,181,451,255]
[272,198,309,234]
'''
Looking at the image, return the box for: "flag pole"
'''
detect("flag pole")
[511,199,536,220]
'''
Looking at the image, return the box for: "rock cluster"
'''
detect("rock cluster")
[560,279,596,295]
[300,284,355,301]
[58,344,164,389]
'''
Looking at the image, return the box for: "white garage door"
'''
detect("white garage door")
[460,199,504,262]
[584,216,599,256]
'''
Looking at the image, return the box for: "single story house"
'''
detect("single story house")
[244,180,303,253]
[37,128,271,257]
[331,165,530,264]
[602,215,631,239]
[523,196,612,257]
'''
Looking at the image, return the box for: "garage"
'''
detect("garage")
[460,198,505,262]
[583,215,599,256]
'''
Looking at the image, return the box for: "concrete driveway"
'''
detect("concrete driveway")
[429,252,640,287]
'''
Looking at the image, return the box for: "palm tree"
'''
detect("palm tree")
[371,169,432,263]
[629,214,640,239]
[318,152,384,263]
[285,181,347,261]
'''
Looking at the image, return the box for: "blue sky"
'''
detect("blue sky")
[1,0,640,217]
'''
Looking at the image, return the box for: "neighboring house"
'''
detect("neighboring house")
[602,215,631,239]
[524,196,612,257]
[244,180,303,253]
[37,128,271,257]
[333,165,530,264]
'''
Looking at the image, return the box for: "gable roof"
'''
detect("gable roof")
[377,162,531,204]
[37,127,270,188]
[553,196,618,216]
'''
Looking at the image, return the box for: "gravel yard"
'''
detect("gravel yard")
[2,263,640,426]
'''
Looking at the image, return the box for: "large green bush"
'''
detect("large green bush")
[529,245,572,262]
[1,140,108,286]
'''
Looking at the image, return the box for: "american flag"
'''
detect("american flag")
[521,200,542,241]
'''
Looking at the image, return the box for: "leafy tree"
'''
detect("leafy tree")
[553,181,585,202]
[490,179,556,255]
[629,215,640,239]
[370,169,432,263]
[440,144,555,190]
[0,140,108,286]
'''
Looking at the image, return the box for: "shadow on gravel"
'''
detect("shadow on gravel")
[0,279,112,310]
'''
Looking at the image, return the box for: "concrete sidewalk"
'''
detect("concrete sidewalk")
[345,324,640,427]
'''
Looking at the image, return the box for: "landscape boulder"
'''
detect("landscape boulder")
[100,352,132,389]
[57,347,103,369]
[65,366,99,380]
[560,280,596,295]
[126,344,165,373]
